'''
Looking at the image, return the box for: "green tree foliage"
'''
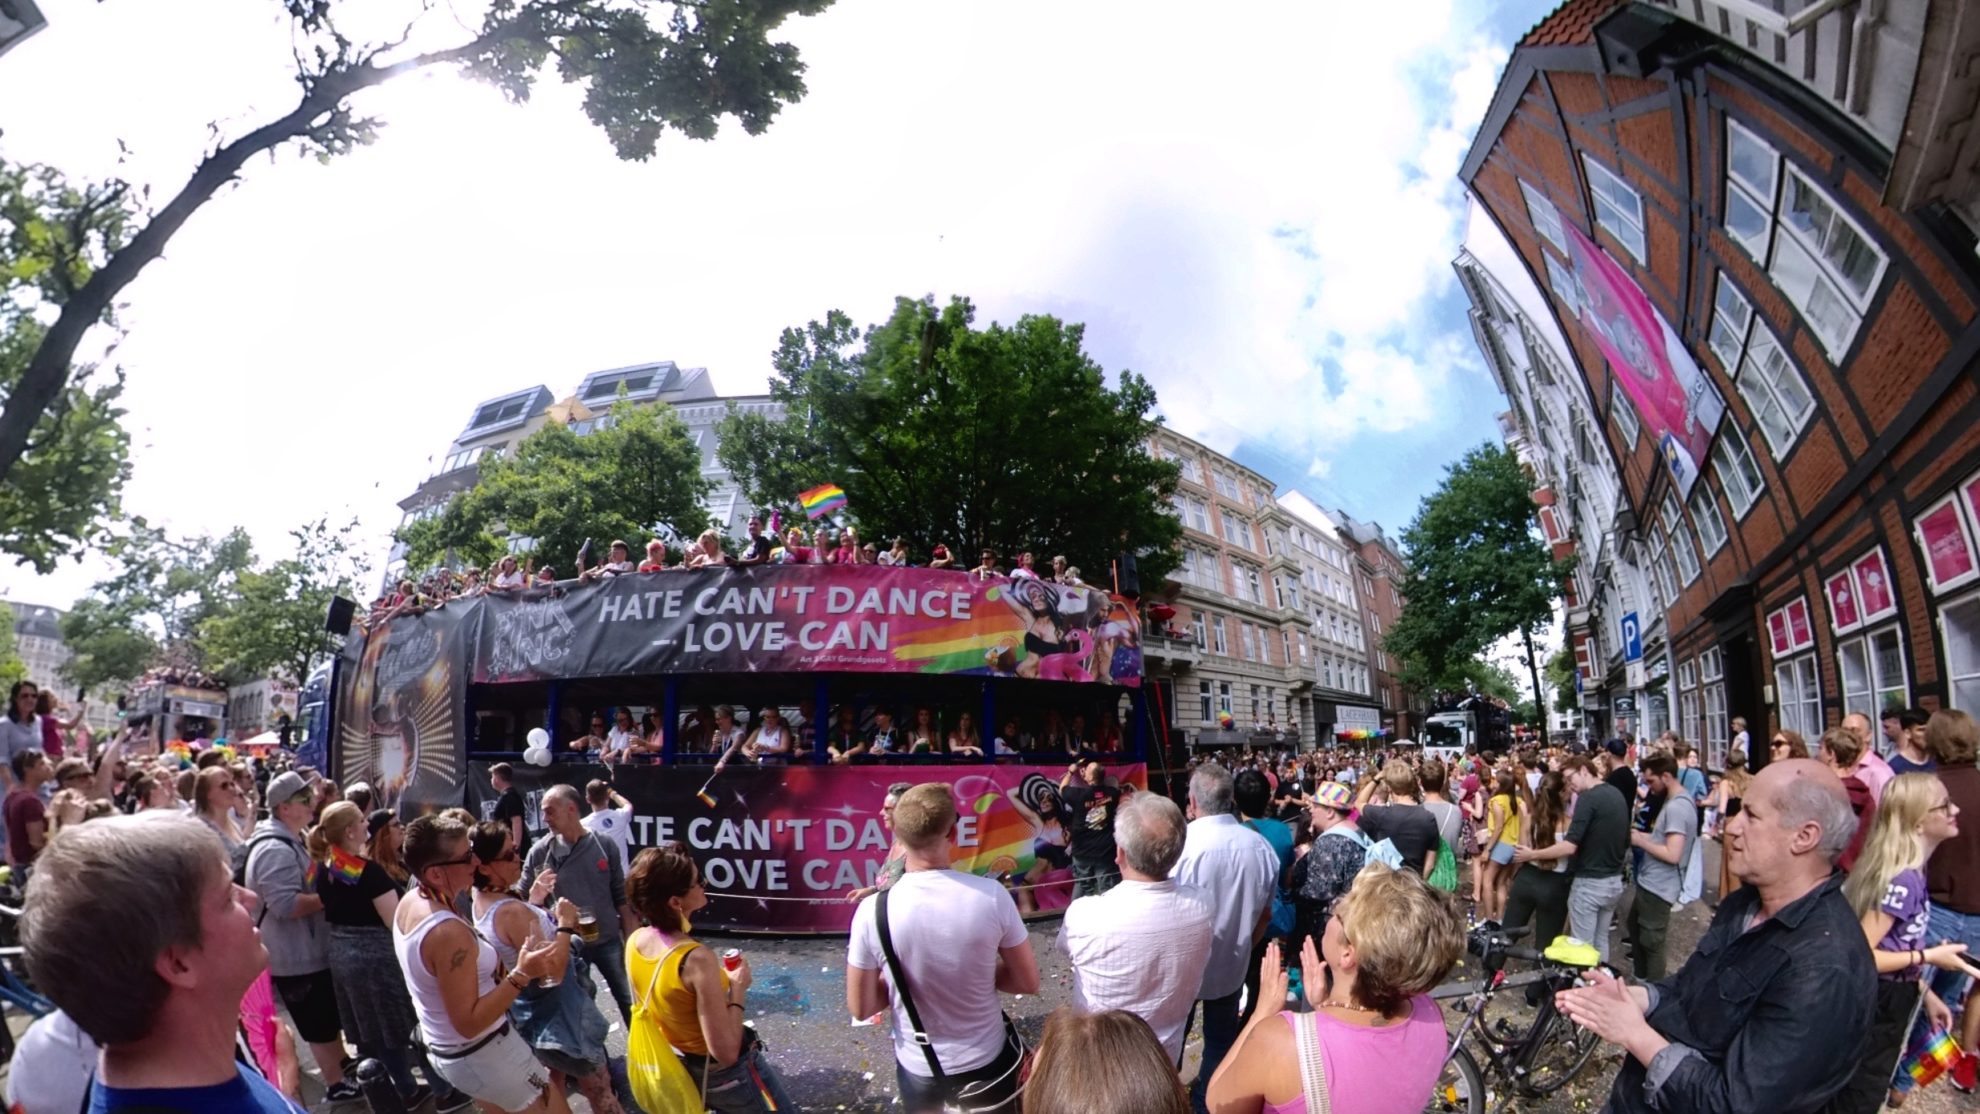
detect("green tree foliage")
[1545,642,1578,714]
[0,163,134,572]
[0,601,29,691]
[202,518,371,686]
[58,521,256,683]
[1388,443,1568,707]
[397,400,710,573]
[0,0,834,500]
[715,296,1183,587]
[56,597,157,693]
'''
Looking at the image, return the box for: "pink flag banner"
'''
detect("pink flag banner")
[1560,212,1726,496]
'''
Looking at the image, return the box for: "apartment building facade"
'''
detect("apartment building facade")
[1462,0,1980,762]
[385,360,779,585]
[1146,429,1393,748]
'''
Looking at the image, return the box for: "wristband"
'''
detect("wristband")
[556,926,578,936]
[506,970,530,990]
[727,1002,745,1012]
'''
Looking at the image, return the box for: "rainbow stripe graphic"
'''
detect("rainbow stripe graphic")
[797,484,847,520]
[1903,1029,1961,1086]
[326,846,367,885]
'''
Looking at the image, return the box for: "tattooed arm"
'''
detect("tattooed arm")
[421,917,528,1038]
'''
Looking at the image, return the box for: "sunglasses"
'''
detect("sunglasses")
[429,855,478,869]
[486,850,520,863]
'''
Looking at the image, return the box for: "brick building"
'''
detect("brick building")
[1461,0,1980,764]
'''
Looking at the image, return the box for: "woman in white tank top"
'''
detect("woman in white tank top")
[393,813,570,1114]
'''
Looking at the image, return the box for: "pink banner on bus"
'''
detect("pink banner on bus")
[469,761,1149,933]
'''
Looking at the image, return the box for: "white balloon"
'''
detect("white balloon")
[526,727,550,749]
[525,745,551,767]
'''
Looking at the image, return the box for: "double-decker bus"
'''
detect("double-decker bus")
[325,563,1156,933]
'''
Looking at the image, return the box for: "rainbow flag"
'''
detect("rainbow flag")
[325,846,367,885]
[1901,1028,1962,1087]
[797,483,847,520]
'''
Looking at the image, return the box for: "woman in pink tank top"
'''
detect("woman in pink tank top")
[1207,865,1465,1114]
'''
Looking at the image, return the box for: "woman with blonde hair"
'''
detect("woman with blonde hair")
[310,801,466,1110]
[1021,1008,1189,1114]
[1836,772,1979,1111]
[1708,748,1753,899]
[194,764,247,861]
[1208,864,1465,1113]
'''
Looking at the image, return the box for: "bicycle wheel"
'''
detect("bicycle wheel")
[1424,1046,1486,1114]
[1522,1007,1603,1095]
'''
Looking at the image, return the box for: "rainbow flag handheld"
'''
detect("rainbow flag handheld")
[1900,1026,1962,1088]
[797,483,847,520]
[325,846,367,885]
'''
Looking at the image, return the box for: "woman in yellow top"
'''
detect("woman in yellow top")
[1480,769,1524,923]
[624,843,796,1113]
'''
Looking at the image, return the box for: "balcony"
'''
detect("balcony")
[1641,0,1927,155]
[1142,631,1202,670]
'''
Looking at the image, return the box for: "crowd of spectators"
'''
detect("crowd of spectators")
[540,701,1132,767]
[371,513,1098,626]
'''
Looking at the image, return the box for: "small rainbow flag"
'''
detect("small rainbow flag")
[1901,1028,1962,1087]
[326,846,367,885]
[797,483,847,520]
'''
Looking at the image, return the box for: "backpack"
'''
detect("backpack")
[234,832,296,926]
[1428,836,1459,893]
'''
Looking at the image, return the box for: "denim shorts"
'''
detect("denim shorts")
[430,1023,550,1114]
[1491,842,1517,866]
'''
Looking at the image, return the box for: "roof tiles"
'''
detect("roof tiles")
[1520,0,1628,47]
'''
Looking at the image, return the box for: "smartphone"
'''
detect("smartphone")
[76,686,86,701]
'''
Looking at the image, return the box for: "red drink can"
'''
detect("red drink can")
[722,948,742,973]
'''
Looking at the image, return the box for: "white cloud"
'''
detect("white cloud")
[0,0,1520,608]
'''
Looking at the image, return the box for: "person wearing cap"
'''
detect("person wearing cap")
[1058,791,1211,1067]
[245,769,362,1103]
[1292,782,1369,960]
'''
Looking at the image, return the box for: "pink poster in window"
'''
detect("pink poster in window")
[1787,597,1813,648]
[1767,610,1790,656]
[1919,501,1976,588]
[1827,572,1859,631]
[1854,551,1895,619]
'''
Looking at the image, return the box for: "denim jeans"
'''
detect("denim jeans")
[1187,989,1243,1114]
[1567,873,1626,964]
[892,1036,1022,1114]
[681,1047,798,1114]
[1070,857,1121,899]
[585,935,634,1023]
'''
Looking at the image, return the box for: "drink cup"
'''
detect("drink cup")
[578,910,600,942]
[722,948,742,974]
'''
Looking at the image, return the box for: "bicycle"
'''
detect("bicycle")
[0,884,55,1064]
[1422,923,1607,1113]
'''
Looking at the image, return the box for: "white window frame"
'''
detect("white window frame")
[1660,495,1702,586]
[1711,431,1767,519]
[1610,382,1641,449]
[1222,513,1253,550]
[1722,119,1887,360]
[1774,652,1823,740]
[1172,493,1210,533]
[1940,591,1980,714]
[1837,624,1908,720]
[1522,179,1569,254]
[1583,154,1648,264]
[1218,682,1233,716]
[1199,680,1213,724]
[1544,252,1582,315]
[1688,483,1728,558]
[1190,613,1207,649]
[1213,616,1228,657]
[1709,274,1817,457]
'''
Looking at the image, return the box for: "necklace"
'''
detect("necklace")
[1319,999,1380,1015]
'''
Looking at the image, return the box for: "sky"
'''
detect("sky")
[0,0,1559,611]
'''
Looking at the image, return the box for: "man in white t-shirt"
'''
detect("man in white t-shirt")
[848,783,1039,1113]
[1059,791,1211,1066]
[579,779,637,873]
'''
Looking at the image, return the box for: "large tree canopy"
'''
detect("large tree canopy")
[57,522,256,688]
[201,518,371,686]
[1386,442,1568,707]
[0,0,834,553]
[714,295,1183,587]
[396,398,710,573]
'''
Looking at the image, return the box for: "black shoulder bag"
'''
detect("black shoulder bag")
[875,888,1029,1112]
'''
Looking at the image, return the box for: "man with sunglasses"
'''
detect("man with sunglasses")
[244,770,361,1103]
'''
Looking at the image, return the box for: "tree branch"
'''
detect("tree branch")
[0,29,506,483]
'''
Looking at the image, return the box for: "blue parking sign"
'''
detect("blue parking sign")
[1620,612,1643,663]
